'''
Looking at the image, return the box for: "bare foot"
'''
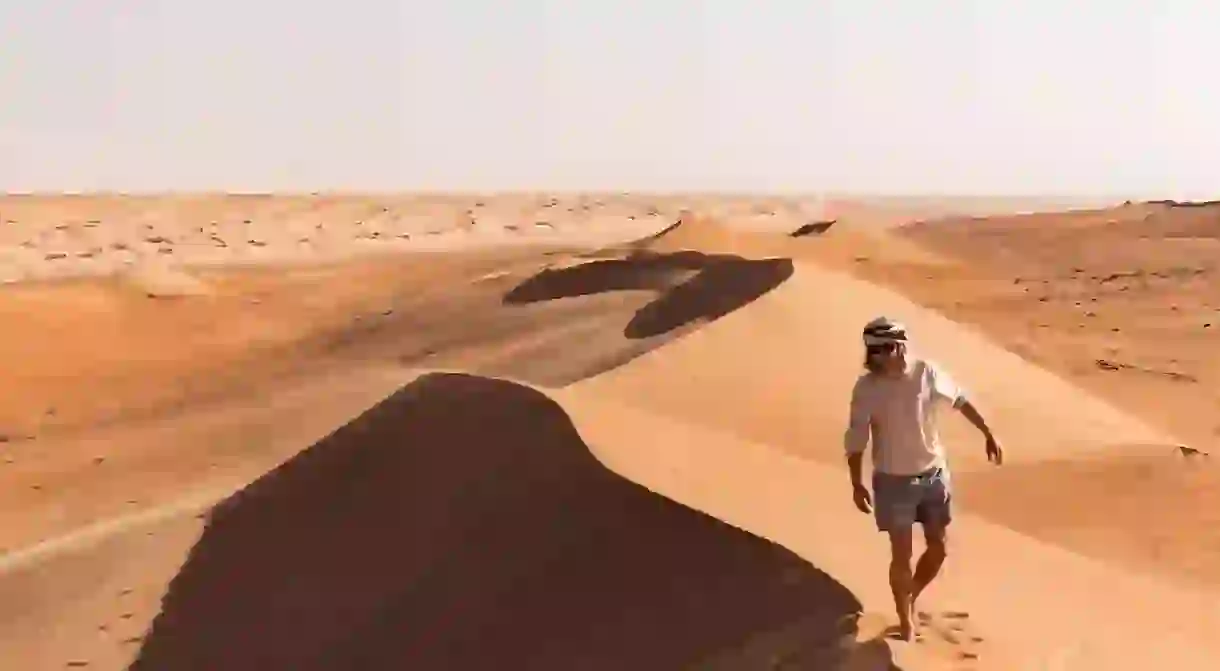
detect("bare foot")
[897,605,916,641]
[884,624,915,642]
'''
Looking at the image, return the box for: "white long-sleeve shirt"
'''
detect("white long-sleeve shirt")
[844,357,967,476]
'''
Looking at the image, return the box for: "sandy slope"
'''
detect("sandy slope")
[563,384,1220,669]
[856,202,1220,587]
[5,368,1217,669]
[580,218,1176,466]
[0,247,586,437]
[890,201,1220,447]
[2,194,1219,670]
[0,369,931,670]
[574,216,1220,594]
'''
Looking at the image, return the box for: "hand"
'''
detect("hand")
[985,434,1003,465]
[852,483,873,514]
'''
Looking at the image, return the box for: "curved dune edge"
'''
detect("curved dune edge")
[1,370,1215,670]
[608,215,1175,451]
[0,369,922,670]
[573,256,1180,470]
[617,210,954,271]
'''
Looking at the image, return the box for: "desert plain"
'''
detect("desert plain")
[0,191,1218,669]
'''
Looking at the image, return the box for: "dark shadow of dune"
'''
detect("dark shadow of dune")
[128,373,878,671]
[503,251,794,340]
[624,257,793,338]
[790,220,837,237]
[501,250,714,303]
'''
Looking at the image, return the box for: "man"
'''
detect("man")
[844,316,1002,641]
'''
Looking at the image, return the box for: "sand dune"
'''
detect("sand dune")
[824,202,1220,590]
[5,368,1216,669]
[577,217,1177,466]
[566,214,1220,596]
[0,371,907,670]
[2,193,1220,670]
[126,372,876,670]
[560,383,1220,669]
[619,210,950,275]
[0,194,677,283]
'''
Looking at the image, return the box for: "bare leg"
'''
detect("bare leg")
[887,527,915,640]
[912,524,948,610]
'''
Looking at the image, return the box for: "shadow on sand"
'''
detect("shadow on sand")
[502,251,795,339]
[790,220,838,237]
[128,372,884,670]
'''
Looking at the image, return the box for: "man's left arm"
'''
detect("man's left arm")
[930,363,1002,461]
[956,398,995,441]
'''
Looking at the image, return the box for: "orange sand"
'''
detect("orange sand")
[1,193,1217,670]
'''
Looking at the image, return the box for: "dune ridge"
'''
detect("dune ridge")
[0,371,908,670]
[578,215,1179,464]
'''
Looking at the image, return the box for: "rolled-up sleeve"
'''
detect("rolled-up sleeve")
[928,361,967,408]
[844,378,871,455]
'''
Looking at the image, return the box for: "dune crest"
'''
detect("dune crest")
[632,211,756,255]
[0,372,907,670]
[575,258,1176,468]
[624,209,951,272]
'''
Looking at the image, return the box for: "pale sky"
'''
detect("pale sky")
[2,1,1217,198]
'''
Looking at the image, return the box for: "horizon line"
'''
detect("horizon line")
[0,189,1157,201]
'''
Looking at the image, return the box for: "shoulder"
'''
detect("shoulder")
[917,358,968,404]
[915,357,948,378]
[914,357,952,387]
[850,371,878,396]
[853,370,879,386]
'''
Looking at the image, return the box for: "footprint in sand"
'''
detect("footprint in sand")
[912,610,988,665]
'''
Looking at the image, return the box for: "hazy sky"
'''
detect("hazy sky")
[2,1,1218,197]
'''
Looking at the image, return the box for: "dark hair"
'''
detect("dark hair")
[864,349,885,373]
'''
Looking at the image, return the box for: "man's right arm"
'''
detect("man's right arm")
[847,452,866,490]
[844,379,870,488]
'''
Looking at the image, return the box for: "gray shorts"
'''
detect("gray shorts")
[872,466,952,533]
